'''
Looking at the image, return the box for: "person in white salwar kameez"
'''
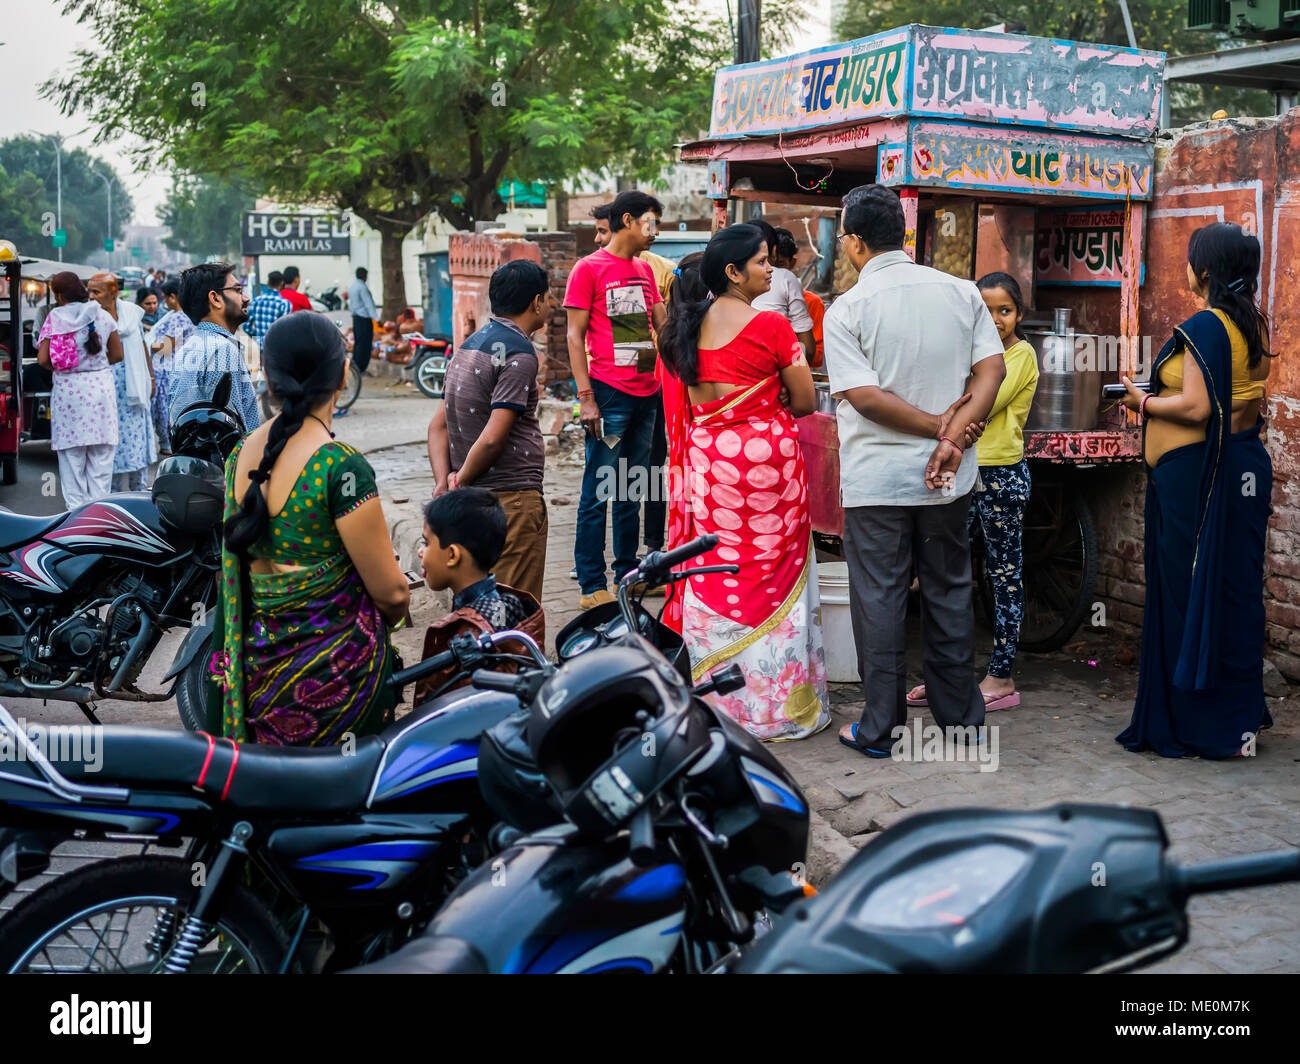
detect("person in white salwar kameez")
[36,273,123,509]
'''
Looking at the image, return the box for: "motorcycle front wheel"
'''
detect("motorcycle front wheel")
[0,857,289,974]
[176,630,213,732]
[413,351,448,399]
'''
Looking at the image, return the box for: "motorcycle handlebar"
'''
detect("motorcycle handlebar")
[1170,848,1300,898]
[628,807,656,867]
[389,648,457,689]
[638,535,719,580]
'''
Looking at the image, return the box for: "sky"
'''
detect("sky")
[4,1,833,227]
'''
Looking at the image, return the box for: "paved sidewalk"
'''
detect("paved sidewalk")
[374,438,1300,974]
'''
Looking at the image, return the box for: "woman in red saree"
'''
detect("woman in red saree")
[658,229,830,741]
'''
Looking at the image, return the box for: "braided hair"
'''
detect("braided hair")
[223,312,347,557]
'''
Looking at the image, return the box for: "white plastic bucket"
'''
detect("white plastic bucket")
[817,562,860,683]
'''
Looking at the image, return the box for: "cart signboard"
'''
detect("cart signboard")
[910,26,1164,137]
[709,28,910,138]
[906,122,1154,200]
[706,25,1164,142]
[1036,207,1145,286]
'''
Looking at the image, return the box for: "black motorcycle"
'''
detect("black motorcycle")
[0,537,731,973]
[353,565,1300,975]
[0,377,244,726]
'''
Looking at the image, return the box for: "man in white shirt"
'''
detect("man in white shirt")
[752,219,815,361]
[823,184,1006,757]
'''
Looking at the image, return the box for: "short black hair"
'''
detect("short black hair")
[161,278,180,299]
[489,260,549,316]
[266,270,284,288]
[841,185,905,252]
[591,203,613,221]
[282,265,301,285]
[609,190,665,232]
[773,227,798,261]
[135,286,155,304]
[424,488,507,572]
[751,218,778,255]
[355,267,367,280]
[179,262,236,323]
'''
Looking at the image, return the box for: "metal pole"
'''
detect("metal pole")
[1117,0,1138,49]
[54,137,63,263]
[736,0,763,221]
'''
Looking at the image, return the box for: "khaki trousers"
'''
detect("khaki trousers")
[492,489,548,603]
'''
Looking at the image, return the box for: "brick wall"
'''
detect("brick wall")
[529,231,578,385]
[447,230,576,388]
[1088,112,1300,680]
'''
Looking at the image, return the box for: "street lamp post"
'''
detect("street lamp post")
[92,170,112,269]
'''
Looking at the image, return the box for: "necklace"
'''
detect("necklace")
[308,413,335,439]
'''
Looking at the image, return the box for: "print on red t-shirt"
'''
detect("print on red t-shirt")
[563,248,662,398]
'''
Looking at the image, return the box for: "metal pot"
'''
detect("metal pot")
[1023,329,1101,432]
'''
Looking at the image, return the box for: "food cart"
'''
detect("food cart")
[681,24,1164,650]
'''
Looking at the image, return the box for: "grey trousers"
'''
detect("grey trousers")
[843,497,985,750]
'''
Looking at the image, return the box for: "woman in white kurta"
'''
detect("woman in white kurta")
[36,273,123,509]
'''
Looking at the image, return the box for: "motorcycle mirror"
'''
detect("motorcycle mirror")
[211,372,233,412]
[694,664,746,698]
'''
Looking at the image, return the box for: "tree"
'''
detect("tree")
[0,136,133,264]
[834,1,1271,126]
[159,173,257,262]
[49,1,803,318]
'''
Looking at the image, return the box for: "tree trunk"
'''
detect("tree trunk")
[379,226,408,321]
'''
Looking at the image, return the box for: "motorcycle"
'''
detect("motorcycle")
[408,335,451,400]
[352,569,1300,975]
[0,376,244,726]
[0,537,729,973]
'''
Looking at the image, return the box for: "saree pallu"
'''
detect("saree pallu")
[1118,310,1273,759]
[212,551,396,746]
[669,373,830,741]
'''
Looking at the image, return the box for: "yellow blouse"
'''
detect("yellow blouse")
[1156,309,1265,401]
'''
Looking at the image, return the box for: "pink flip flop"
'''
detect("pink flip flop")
[906,685,928,708]
[983,691,1020,712]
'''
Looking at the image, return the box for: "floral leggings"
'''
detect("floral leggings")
[968,459,1031,679]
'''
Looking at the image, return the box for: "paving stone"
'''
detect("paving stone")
[848,831,882,849]
[824,791,902,837]
[800,782,849,814]
[1198,935,1300,975]
[885,776,975,809]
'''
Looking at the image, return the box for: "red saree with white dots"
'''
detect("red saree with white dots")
[659,330,829,741]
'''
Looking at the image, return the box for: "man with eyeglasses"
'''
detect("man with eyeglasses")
[170,262,262,431]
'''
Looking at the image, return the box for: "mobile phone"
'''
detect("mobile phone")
[1101,381,1150,399]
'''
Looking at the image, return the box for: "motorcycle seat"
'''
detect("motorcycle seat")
[46,727,385,813]
[343,934,490,975]
[0,508,65,552]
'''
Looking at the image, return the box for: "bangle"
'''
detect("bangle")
[1140,392,1152,419]
[577,388,594,400]
[940,434,963,454]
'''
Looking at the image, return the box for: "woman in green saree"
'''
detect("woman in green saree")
[211,312,411,745]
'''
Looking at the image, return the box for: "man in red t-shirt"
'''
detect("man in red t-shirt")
[280,265,312,311]
[565,190,667,608]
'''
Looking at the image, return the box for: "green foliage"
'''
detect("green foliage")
[0,136,133,263]
[159,174,257,261]
[834,0,1273,125]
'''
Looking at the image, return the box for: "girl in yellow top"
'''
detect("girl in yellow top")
[970,272,1039,709]
[1115,222,1273,759]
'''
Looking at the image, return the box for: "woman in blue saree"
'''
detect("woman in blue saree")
[1117,222,1274,759]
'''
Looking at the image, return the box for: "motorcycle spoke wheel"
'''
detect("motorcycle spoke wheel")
[11,897,260,974]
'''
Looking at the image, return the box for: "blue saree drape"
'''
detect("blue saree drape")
[1117,310,1273,759]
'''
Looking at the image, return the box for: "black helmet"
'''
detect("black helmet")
[526,643,712,838]
[170,407,244,465]
[152,455,225,534]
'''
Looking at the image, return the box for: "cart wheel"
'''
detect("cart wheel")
[0,452,17,486]
[1017,478,1098,653]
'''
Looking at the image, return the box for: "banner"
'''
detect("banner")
[242,212,351,256]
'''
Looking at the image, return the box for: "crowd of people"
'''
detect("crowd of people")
[33,184,1273,766]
